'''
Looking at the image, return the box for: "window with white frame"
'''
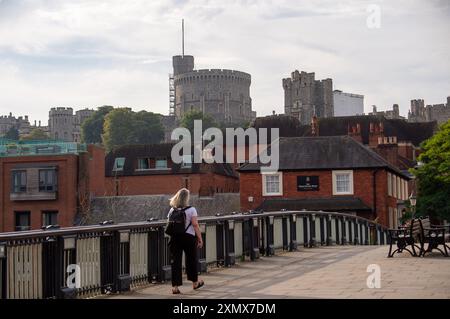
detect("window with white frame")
[332,170,354,195]
[387,172,392,196]
[262,172,283,196]
[392,175,397,198]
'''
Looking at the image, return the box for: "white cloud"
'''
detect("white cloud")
[0,0,449,123]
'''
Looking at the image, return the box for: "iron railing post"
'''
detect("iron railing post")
[265,216,274,256]
[0,242,6,300]
[364,221,369,245]
[250,218,260,261]
[224,220,235,267]
[117,230,131,292]
[61,235,77,299]
[309,214,317,247]
[282,216,288,251]
[326,215,333,246]
[198,223,207,273]
[378,225,384,245]
[302,216,309,247]
[216,222,225,267]
[319,215,325,245]
[341,217,347,245]
[348,219,353,245]
[337,217,342,245]
[354,220,359,245]
[289,214,298,251]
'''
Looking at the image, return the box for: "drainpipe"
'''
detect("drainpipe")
[372,170,378,219]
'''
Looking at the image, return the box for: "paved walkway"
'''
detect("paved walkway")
[112,246,450,299]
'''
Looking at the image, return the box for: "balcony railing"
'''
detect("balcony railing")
[0,210,388,299]
[0,141,86,157]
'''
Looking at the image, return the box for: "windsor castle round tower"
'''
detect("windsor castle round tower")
[172,55,256,125]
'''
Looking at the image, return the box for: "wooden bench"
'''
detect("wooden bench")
[388,219,421,257]
[419,218,449,257]
[388,217,449,257]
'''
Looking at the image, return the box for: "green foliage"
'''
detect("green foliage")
[81,105,114,144]
[102,108,164,152]
[180,110,217,133]
[21,128,50,141]
[411,120,450,221]
[4,127,19,140]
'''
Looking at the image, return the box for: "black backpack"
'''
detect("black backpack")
[165,206,192,236]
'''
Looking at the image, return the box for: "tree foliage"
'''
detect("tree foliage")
[102,108,164,151]
[4,127,19,140]
[81,105,114,144]
[180,109,217,133]
[21,128,50,141]
[411,120,450,221]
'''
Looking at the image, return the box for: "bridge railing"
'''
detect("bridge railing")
[0,210,388,299]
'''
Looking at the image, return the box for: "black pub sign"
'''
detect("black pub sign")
[297,176,319,191]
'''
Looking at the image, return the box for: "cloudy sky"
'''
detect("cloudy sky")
[0,0,449,124]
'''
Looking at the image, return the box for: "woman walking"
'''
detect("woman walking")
[166,188,204,294]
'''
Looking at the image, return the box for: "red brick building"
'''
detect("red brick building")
[238,136,410,228]
[252,114,437,172]
[104,143,239,196]
[0,143,105,232]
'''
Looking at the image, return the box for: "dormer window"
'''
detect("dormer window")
[155,158,168,169]
[138,158,150,170]
[182,155,193,168]
[113,157,125,171]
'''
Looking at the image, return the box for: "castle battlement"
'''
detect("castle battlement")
[174,69,251,83]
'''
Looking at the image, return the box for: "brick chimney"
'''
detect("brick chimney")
[374,135,399,168]
[369,122,384,148]
[348,123,362,143]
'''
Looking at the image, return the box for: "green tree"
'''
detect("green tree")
[132,111,165,145]
[180,109,217,134]
[4,127,19,140]
[81,105,114,144]
[102,108,164,151]
[411,120,450,221]
[21,128,50,141]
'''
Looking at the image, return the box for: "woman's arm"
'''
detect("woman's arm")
[191,216,203,248]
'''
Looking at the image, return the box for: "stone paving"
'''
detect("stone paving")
[111,245,450,299]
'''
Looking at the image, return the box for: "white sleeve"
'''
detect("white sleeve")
[190,207,198,217]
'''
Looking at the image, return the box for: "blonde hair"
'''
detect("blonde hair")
[169,188,190,208]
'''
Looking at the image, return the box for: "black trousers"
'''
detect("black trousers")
[169,233,198,287]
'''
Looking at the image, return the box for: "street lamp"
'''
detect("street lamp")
[409,193,417,219]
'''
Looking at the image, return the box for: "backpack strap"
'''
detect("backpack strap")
[182,206,192,232]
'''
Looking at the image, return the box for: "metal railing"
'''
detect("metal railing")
[0,141,86,157]
[0,210,388,299]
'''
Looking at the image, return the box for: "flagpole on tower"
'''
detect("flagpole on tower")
[182,19,185,58]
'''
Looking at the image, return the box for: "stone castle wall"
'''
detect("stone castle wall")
[283,70,334,125]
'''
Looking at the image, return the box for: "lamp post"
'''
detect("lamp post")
[409,193,417,219]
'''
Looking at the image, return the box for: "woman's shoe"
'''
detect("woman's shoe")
[193,280,204,290]
[172,288,181,294]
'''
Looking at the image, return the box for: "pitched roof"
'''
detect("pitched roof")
[105,143,237,178]
[258,197,372,212]
[237,136,410,178]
